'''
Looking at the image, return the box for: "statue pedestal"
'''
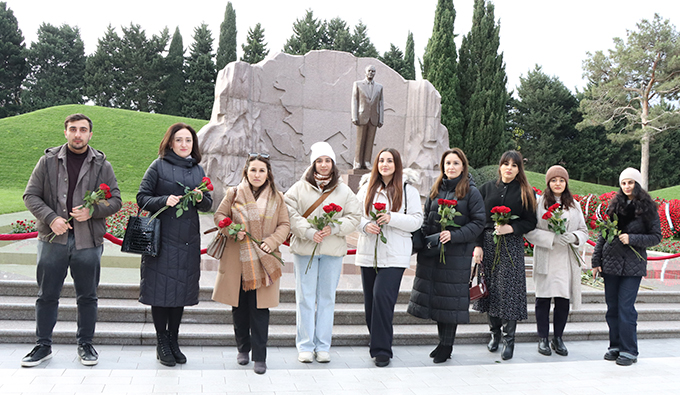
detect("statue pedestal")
[342,169,371,193]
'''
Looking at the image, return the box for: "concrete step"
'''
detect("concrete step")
[1,319,679,347]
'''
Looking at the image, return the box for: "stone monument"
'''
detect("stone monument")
[198,50,448,209]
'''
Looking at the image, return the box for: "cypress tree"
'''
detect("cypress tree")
[162,27,184,116]
[216,2,237,70]
[241,23,269,64]
[182,23,216,120]
[458,0,509,167]
[403,31,415,80]
[0,2,27,118]
[23,23,86,111]
[422,0,463,147]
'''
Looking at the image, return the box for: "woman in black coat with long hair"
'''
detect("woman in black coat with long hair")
[137,123,212,367]
[407,148,485,363]
[591,168,661,366]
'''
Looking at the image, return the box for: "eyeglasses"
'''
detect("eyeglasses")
[249,153,270,159]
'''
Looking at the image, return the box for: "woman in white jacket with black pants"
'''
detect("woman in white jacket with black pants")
[284,142,362,364]
[356,148,423,367]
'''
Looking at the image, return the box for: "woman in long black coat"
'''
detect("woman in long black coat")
[407,148,485,363]
[137,123,212,367]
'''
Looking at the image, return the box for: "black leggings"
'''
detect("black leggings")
[151,306,185,334]
[535,297,570,338]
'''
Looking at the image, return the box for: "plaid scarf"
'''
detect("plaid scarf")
[232,180,282,291]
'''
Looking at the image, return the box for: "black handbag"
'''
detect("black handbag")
[121,203,161,257]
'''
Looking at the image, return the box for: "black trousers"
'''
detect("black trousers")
[361,266,405,358]
[535,297,570,338]
[232,287,270,362]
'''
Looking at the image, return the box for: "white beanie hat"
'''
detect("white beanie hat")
[619,167,643,188]
[309,142,336,165]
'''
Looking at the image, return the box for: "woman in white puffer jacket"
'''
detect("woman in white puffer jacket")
[355,148,423,367]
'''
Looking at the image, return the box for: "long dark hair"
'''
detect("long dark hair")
[241,154,280,200]
[364,148,403,215]
[608,182,657,218]
[304,159,340,190]
[159,123,201,162]
[430,148,470,200]
[497,150,536,211]
[543,180,576,210]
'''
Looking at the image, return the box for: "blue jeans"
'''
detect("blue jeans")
[293,254,343,352]
[36,233,103,345]
[603,274,642,358]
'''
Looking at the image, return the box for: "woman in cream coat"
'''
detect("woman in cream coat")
[525,165,587,357]
[284,142,361,364]
[212,154,290,375]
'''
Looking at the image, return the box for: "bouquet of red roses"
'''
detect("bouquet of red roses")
[437,198,461,264]
[543,203,584,266]
[370,202,388,271]
[589,213,644,261]
[150,177,213,220]
[490,205,519,270]
[48,183,112,242]
[305,203,343,273]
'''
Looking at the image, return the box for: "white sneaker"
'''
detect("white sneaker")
[315,351,331,363]
[298,351,314,363]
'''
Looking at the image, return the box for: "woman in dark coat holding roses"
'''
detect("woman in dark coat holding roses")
[407,148,485,363]
[591,168,661,366]
[137,123,213,367]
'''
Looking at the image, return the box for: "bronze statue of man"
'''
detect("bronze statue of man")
[351,65,384,169]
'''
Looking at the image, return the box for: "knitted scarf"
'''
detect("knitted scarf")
[232,180,283,291]
[314,172,332,190]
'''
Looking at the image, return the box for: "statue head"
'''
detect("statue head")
[365,65,376,81]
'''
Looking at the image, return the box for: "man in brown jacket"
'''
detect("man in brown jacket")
[21,114,121,367]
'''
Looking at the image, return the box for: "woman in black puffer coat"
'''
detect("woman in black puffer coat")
[407,148,485,363]
[137,123,213,367]
[591,167,661,367]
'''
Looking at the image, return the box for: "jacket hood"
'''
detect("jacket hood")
[358,168,421,189]
[45,144,107,163]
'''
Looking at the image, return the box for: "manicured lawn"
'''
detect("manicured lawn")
[652,185,680,201]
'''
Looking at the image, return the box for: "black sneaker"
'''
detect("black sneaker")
[616,355,637,366]
[604,349,619,361]
[374,355,390,367]
[21,345,52,367]
[77,343,99,366]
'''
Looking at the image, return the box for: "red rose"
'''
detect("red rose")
[542,212,553,220]
[549,203,561,212]
[99,183,112,198]
[524,242,529,247]
[333,204,342,212]
[589,220,597,229]
[202,177,211,184]
[449,199,458,206]
[206,183,214,191]
[323,205,333,213]
[219,217,232,228]
[493,206,511,214]
[374,203,387,211]
[438,199,445,205]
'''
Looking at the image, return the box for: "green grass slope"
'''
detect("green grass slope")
[0,104,209,196]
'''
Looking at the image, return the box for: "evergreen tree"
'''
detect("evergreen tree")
[0,2,27,118]
[161,27,184,116]
[241,23,269,64]
[324,17,352,52]
[182,23,216,120]
[403,31,415,80]
[283,10,324,55]
[84,25,121,107]
[216,2,237,70]
[422,0,462,147]
[351,21,378,58]
[457,0,509,167]
[378,44,407,78]
[23,23,86,111]
[511,66,580,173]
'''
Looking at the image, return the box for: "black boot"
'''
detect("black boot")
[551,337,568,356]
[156,332,176,366]
[487,315,503,352]
[501,320,517,360]
[167,331,187,364]
[429,344,441,358]
[538,338,551,356]
[433,345,453,364]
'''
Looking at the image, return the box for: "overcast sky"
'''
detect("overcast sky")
[6,0,680,95]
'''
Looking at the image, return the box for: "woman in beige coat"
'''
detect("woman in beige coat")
[212,154,290,374]
[525,166,587,357]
